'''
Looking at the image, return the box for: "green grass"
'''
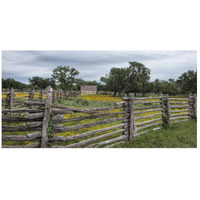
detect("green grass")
[114,119,197,148]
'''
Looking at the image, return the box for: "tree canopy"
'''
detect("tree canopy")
[52,66,79,95]
[100,62,151,96]
[176,70,197,94]
[2,78,29,90]
[29,76,56,89]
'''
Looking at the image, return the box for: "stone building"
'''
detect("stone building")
[80,85,97,94]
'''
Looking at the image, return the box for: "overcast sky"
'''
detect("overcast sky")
[2,50,197,84]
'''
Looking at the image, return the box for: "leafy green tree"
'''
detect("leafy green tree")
[52,66,79,96]
[120,62,150,96]
[176,70,197,94]
[29,76,56,89]
[100,62,151,97]
[100,67,127,96]
[160,80,180,95]
[2,78,29,90]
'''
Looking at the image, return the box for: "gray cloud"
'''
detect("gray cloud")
[2,50,197,84]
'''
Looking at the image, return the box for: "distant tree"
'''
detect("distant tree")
[29,76,56,89]
[119,61,151,96]
[2,78,29,90]
[137,63,151,97]
[150,79,180,95]
[154,79,162,93]
[100,62,151,97]
[145,81,156,94]
[75,78,85,90]
[52,66,79,96]
[100,67,127,96]
[161,79,180,95]
[176,70,197,94]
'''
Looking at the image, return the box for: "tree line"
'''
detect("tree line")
[2,62,197,96]
[100,62,197,96]
[2,66,105,92]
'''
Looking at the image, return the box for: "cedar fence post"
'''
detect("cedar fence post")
[32,87,35,101]
[122,99,129,137]
[28,88,34,109]
[122,93,136,141]
[193,93,197,119]
[5,88,14,116]
[60,90,62,99]
[164,94,171,125]
[189,94,193,119]
[39,89,43,102]
[9,87,14,116]
[41,86,53,148]
[189,94,197,119]
[166,94,171,124]
[160,96,165,126]
[52,90,55,102]
[160,96,170,127]
[128,93,135,141]
[4,88,10,116]
[122,93,135,141]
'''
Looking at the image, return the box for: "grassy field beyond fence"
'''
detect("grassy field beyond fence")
[114,119,197,148]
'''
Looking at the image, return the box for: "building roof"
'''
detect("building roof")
[81,85,97,91]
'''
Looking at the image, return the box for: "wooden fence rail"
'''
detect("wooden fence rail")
[1,86,197,148]
[2,88,80,110]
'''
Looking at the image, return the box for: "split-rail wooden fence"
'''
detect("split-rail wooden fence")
[1,87,197,148]
[2,88,79,109]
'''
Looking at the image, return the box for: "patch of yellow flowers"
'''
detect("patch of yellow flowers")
[81,94,122,102]
[2,92,46,100]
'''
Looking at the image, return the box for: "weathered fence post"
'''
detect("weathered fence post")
[9,88,14,116]
[4,89,10,116]
[166,94,171,124]
[52,90,55,102]
[193,93,197,118]
[5,88,14,116]
[41,86,53,148]
[122,93,135,141]
[160,95,170,127]
[189,94,193,119]
[122,100,129,136]
[160,96,165,126]
[129,93,135,141]
[57,90,59,99]
[189,94,197,119]
[60,90,63,99]
[28,88,34,108]
[39,89,43,102]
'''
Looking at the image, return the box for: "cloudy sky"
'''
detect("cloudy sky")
[2,51,197,84]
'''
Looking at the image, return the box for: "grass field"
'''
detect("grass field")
[114,119,197,148]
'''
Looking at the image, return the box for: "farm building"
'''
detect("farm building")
[81,85,97,94]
